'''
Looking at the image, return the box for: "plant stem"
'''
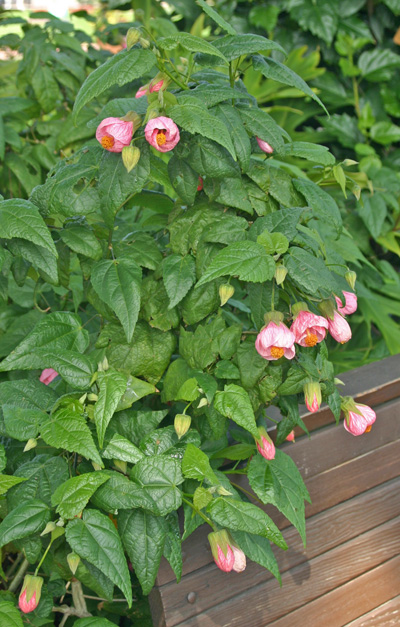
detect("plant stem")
[352,76,360,118]
[182,496,216,530]
[8,558,29,593]
[229,481,265,505]
[34,539,53,577]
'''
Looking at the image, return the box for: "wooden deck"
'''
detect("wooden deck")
[149,354,400,627]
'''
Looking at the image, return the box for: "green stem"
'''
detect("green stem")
[34,538,54,577]
[8,558,29,593]
[182,496,216,530]
[161,66,189,91]
[271,280,275,311]
[229,481,264,506]
[352,76,360,118]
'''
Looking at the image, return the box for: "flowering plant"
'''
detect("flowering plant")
[0,4,377,621]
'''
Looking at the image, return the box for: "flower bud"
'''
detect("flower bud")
[98,356,109,372]
[219,284,235,306]
[23,438,37,452]
[126,27,141,49]
[113,459,127,474]
[122,145,141,173]
[274,264,287,285]
[304,381,322,413]
[343,402,376,436]
[19,575,43,614]
[197,397,208,408]
[217,486,233,496]
[256,426,275,460]
[139,36,150,49]
[231,545,247,573]
[88,393,98,402]
[345,270,357,290]
[208,530,235,572]
[197,176,204,192]
[39,368,58,385]
[328,311,352,344]
[92,462,102,471]
[174,414,191,439]
[286,430,295,442]
[67,552,81,575]
[40,521,57,536]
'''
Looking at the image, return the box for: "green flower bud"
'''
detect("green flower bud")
[19,575,43,613]
[304,381,322,413]
[126,27,141,49]
[174,414,191,439]
[219,284,235,306]
[40,521,57,536]
[345,270,357,290]
[67,552,81,575]
[113,459,127,474]
[274,264,287,285]
[139,36,150,49]
[23,438,37,452]
[122,145,141,173]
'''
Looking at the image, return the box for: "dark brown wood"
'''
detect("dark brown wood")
[177,517,400,627]
[155,477,400,620]
[344,595,400,627]
[269,559,400,627]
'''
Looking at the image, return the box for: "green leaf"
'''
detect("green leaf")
[248,451,311,545]
[285,247,341,298]
[131,455,183,515]
[0,198,57,256]
[90,472,152,512]
[358,48,400,82]
[66,509,132,606]
[2,406,45,442]
[197,241,275,286]
[214,360,240,379]
[208,497,286,548]
[73,48,156,119]
[253,55,328,115]
[60,226,103,260]
[213,104,252,170]
[163,512,182,582]
[289,0,338,45]
[239,106,285,149]
[212,443,255,461]
[182,443,219,485]
[116,375,156,410]
[94,368,127,448]
[0,601,23,627]
[231,530,281,583]
[176,377,199,402]
[52,473,110,519]
[31,64,61,113]
[327,388,341,425]
[205,176,252,213]
[186,136,240,179]
[158,33,228,62]
[278,365,309,395]
[7,456,68,510]
[0,312,89,372]
[0,475,26,496]
[101,433,144,464]
[0,499,50,547]
[91,258,141,343]
[167,103,236,159]
[370,121,400,146]
[196,0,237,34]
[193,486,214,509]
[214,384,259,438]
[280,141,335,166]
[32,350,95,390]
[0,444,5,473]
[163,254,196,309]
[168,156,199,204]
[7,238,58,285]
[359,192,387,240]
[179,317,226,370]
[74,619,117,627]
[293,178,342,233]
[250,207,303,242]
[211,34,285,61]
[40,407,103,467]
[119,509,166,595]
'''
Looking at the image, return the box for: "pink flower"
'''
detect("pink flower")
[335,291,357,316]
[255,321,295,361]
[328,311,352,344]
[304,382,322,413]
[40,368,58,385]
[144,116,180,153]
[19,575,43,614]
[149,79,164,93]
[96,117,134,153]
[232,546,246,573]
[208,530,235,573]
[286,430,295,442]
[256,137,273,153]
[256,427,275,460]
[135,84,149,98]
[197,176,203,191]
[344,404,376,436]
[290,311,328,347]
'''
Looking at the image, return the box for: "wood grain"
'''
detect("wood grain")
[344,595,400,627]
[176,517,400,627]
[270,560,400,627]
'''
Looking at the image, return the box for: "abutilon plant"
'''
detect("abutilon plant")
[0,3,377,618]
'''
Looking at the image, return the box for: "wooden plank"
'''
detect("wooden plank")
[344,595,400,627]
[154,482,400,626]
[156,437,400,586]
[176,517,400,627]
[270,560,400,627]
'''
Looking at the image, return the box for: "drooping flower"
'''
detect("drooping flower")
[144,116,180,153]
[255,321,295,361]
[290,311,328,347]
[174,414,191,439]
[96,117,134,153]
[256,137,274,153]
[40,368,58,385]
[286,430,295,442]
[19,575,43,614]
[327,311,352,344]
[335,291,358,316]
[304,381,322,413]
[344,403,376,436]
[219,284,234,306]
[208,530,235,572]
[135,84,149,98]
[149,73,166,93]
[232,545,247,573]
[256,427,275,461]
[197,176,204,191]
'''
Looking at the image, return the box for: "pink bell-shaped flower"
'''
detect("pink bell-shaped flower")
[96,117,134,153]
[39,368,58,385]
[135,84,149,98]
[208,530,235,572]
[232,545,247,573]
[290,310,328,347]
[255,321,295,361]
[344,403,376,436]
[19,575,43,614]
[335,291,358,316]
[256,427,275,460]
[327,311,352,344]
[286,430,295,442]
[256,137,274,153]
[144,116,180,153]
[304,381,322,413]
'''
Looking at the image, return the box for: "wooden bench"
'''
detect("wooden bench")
[149,354,400,627]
